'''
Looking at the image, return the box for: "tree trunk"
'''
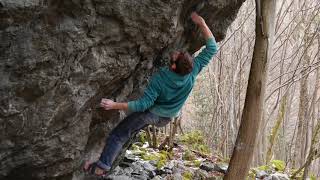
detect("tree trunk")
[152,125,157,148]
[293,31,310,168]
[145,126,152,146]
[266,94,287,164]
[292,116,320,179]
[293,0,312,168]
[302,64,320,179]
[223,0,276,179]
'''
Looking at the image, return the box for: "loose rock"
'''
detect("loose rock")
[200,161,216,172]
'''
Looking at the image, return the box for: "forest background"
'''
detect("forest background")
[179,0,320,177]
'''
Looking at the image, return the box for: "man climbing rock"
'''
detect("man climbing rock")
[84,12,218,177]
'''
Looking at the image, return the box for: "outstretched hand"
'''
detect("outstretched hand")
[191,12,205,26]
[100,98,115,110]
[100,98,128,111]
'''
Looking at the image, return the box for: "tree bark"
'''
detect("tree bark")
[223,0,276,179]
[292,116,320,179]
[302,62,320,179]
[266,94,287,163]
[152,125,157,148]
[293,25,311,169]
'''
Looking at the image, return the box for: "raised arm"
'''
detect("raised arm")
[191,12,218,75]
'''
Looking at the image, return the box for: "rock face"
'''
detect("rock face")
[0,0,245,179]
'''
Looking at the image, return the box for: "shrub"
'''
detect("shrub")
[179,131,211,156]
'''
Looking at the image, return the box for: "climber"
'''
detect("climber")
[84,12,218,177]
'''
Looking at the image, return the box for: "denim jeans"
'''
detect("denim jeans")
[97,110,171,170]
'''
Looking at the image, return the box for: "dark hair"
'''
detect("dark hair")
[173,52,193,76]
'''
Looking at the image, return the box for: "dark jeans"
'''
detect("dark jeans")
[97,111,171,170]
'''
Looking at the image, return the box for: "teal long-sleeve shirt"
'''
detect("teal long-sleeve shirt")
[128,37,218,118]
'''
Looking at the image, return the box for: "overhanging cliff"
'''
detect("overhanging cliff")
[0,0,245,179]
